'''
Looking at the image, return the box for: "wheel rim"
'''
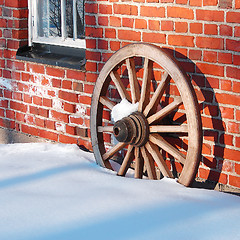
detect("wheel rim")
[90,43,202,186]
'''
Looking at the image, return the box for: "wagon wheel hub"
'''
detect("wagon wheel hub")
[113,112,149,147]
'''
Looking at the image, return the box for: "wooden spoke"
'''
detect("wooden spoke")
[150,125,188,133]
[145,141,173,178]
[138,58,153,112]
[126,58,140,104]
[98,126,114,133]
[140,146,157,180]
[110,71,131,101]
[147,97,183,124]
[149,134,186,164]
[118,145,134,176]
[99,96,116,110]
[134,147,144,179]
[143,72,171,117]
[102,142,126,161]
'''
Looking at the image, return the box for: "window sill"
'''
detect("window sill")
[16,43,86,70]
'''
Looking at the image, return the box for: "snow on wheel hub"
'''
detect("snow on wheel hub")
[113,112,149,147]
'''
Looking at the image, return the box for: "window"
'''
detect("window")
[29,0,85,48]
[17,0,86,69]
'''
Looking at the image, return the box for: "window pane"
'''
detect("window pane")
[49,0,62,37]
[76,0,85,39]
[38,0,49,37]
[65,0,84,39]
[66,0,73,38]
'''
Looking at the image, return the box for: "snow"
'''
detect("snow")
[111,98,139,122]
[0,143,239,240]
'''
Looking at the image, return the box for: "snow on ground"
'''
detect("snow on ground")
[0,143,239,240]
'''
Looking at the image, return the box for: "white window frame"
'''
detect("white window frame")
[28,0,86,49]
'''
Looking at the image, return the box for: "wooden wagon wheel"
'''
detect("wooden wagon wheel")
[90,43,202,187]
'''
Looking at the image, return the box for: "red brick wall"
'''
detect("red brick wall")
[0,0,239,189]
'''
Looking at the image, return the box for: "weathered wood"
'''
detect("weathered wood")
[110,71,131,101]
[141,146,157,180]
[145,141,173,178]
[147,97,183,124]
[149,134,186,164]
[98,126,114,133]
[90,43,202,187]
[143,72,171,117]
[118,145,134,176]
[99,96,116,110]
[138,58,152,112]
[102,142,126,161]
[149,125,188,133]
[134,147,144,179]
[126,58,140,104]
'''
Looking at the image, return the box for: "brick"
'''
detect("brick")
[143,32,166,44]
[233,81,240,93]
[66,70,85,81]
[149,20,160,31]
[196,37,224,50]
[189,50,202,60]
[196,10,224,22]
[118,30,141,41]
[59,90,78,103]
[85,3,98,14]
[175,22,188,33]
[203,0,218,5]
[190,0,202,6]
[99,4,112,14]
[105,28,116,38]
[85,27,103,38]
[203,51,217,63]
[226,39,240,52]
[219,0,232,8]
[233,55,240,66]
[199,168,227,185]
[27,63,44,74]
[114,4,138,16]
[110,41,121,51]
[204,24,218,35]
[69,116,84,125]
[197,63,224,77]
[86,50,101,61]
[168,35,194,47]
[236,163,240,175]
[141,6,165,18]
[167,6,194,19]
[226,66,240,80]
[218,52,232,64]
[86,39,96,49]
[85,15,96,26]
[46,67,65,78]
[220,25,233,37]
[39,129,58,142]
[122,18,134,28]
[219,106,234,119]
[50,110,69,123]
[229,175,240,188]
[176,0,188,3]
[161,21,174,31]
[220,79,232,91]
[110,16,121,27]
[215,93,240,106]
[235,26,240,37]
[10,101,27,112]
[135,19,147,29]
[236,0,240,8]
[59,134,77,144]
[226,12,240,23]
[190,23,203,34]
[227,122,239,134]
[219,133,233,146]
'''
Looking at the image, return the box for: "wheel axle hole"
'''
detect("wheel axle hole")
[114,127,120,136]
